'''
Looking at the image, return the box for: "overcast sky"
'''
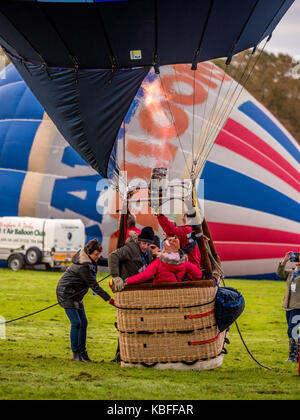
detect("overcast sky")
[264,1,300,58]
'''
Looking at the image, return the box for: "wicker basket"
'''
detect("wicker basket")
[114,280,227,370]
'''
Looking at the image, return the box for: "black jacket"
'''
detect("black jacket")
[108,234,153,280]
[56,249,111,309]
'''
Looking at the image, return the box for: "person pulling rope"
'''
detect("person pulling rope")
[1,239,114,364]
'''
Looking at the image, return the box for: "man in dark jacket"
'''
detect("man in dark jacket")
[56,239,114,362]
[108,226,155,362]
[109,226,155,291]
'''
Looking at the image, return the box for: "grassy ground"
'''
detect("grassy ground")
[0,268,299,400]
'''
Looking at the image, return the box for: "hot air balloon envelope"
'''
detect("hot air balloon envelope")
[0,0,295,177]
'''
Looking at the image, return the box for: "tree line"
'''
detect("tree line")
[215,50,300,144]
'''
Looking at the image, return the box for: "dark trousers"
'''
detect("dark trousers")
[286,309,300,339]
[65,307,88,353]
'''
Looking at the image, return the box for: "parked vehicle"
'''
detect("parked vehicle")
[0,217,85,271]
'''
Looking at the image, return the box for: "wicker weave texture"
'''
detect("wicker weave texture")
[116,302,216,333]
[115,284,224,364]
[115,284,217,310]
[119,329,225,364]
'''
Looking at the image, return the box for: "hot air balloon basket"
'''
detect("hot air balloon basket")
[114,280,227,370]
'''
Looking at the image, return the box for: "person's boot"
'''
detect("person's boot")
[286,338,298,362]
[81,351,93,362]
[72,351,85,362]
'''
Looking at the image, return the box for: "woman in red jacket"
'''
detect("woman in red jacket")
[125,236,203,286]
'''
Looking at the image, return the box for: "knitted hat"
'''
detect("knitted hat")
[138,226,155,244]
[152,235,161,249]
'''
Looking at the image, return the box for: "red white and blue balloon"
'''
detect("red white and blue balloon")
[0,63,299,279]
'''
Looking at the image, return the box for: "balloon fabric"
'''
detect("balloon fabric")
[0,63,299,279]
[0,0,295,178]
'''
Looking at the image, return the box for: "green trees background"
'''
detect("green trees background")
[215,50,300,144]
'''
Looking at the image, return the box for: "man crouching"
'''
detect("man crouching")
[108,226,155,362]
[109,226,155,291]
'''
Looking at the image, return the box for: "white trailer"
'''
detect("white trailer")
[0,217,85,271]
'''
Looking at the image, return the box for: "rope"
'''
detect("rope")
[123,120,126,173]
[0,9,52,79]
[0,239,273,371]
[123,351,224,367]
[0,273,112,326]
[114,298,216,311]
[192,69,196,169]
[191,0,215,70]
[192,50,248,178]
[122,121,128,245]
[188,335,219,346]
[173,66,194,156]
[93,2,118,71]
[193,38,269,180]
[153,0,159,74]
[191,60,229,178]
[2,260,273,370]
[118,324,217,335]
[225,0,261,65]
[35,2,79,71]
[205,242,273,370]
[233,319,273,371]
[196,42,267,178]
[185,309,215,319]
[199,48,250,158]
[196,61,214,167]
[159,74,190,170]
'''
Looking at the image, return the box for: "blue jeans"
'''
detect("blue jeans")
[64,307,88,353]
[286,309,300,339]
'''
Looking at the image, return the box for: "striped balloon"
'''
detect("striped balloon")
[202,94,300,279]
[0,63,299,279]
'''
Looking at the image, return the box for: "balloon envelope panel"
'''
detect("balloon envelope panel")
[0,0,294,68]
[202,95,300,279]
[111,64,300,279]
[0,0,295,178]
[0,64,108,246]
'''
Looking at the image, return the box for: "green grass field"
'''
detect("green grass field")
[0,268,299,400]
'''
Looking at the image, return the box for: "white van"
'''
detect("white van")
[0,217,85,271]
